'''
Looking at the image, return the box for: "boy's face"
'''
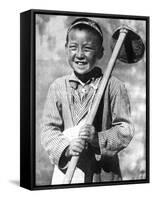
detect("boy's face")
[66,28,102,75]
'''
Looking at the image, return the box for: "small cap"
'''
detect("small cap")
[67,18,103,42]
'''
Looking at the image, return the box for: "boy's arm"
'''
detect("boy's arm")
[41,81,70,167]
[96,81,134,156]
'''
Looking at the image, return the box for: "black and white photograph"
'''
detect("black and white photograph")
[20,9,149,190]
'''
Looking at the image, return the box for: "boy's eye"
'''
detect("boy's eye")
[68,45,96,52]
[83,47,95,52]
[68,45,77,51]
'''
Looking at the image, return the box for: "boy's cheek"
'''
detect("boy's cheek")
[65,47,73,59]
[66,50,74,58]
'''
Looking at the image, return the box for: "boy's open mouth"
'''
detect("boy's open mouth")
[75,61,88,65]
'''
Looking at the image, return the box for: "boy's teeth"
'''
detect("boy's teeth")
[77,62,85,65]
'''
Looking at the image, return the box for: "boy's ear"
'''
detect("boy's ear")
[65,43,68,54]
[97,46,104,59]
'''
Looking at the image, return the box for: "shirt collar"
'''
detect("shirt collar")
[69,67,102,89]
[69,73,84,89]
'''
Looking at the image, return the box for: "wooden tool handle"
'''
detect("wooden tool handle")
[63,28,128,184]
[63,156,79,184]
[86,28,128,124]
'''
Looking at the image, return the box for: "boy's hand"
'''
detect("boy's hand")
[64,123,96,158]
[79,124,96,144]
[65,138,85,157]
[79,124,100,154]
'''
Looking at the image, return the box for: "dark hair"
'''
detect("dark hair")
[65,18,103,51]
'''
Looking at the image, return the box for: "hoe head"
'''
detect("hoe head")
[111,25,145,63]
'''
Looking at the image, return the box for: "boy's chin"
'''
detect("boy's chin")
[74,69,91,75]
[72,64,95,75]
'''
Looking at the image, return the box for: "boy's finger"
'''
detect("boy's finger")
[79,135,89,140]
[69,149,80,156]
[79,128,90,135]
[71,146,83,154]
[73,152,80,156]
[79,131,91,138]
[73,141,85,149]
[80,126,95,134]
[71,152,80,156]
[81,124,94,130]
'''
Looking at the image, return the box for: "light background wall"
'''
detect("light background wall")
[0,0,152,199]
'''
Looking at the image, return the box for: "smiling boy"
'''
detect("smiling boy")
[41,18,134,184]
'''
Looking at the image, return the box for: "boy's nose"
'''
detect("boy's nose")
[76,48,84,59]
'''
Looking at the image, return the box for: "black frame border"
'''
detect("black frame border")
[20,9,150,190]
